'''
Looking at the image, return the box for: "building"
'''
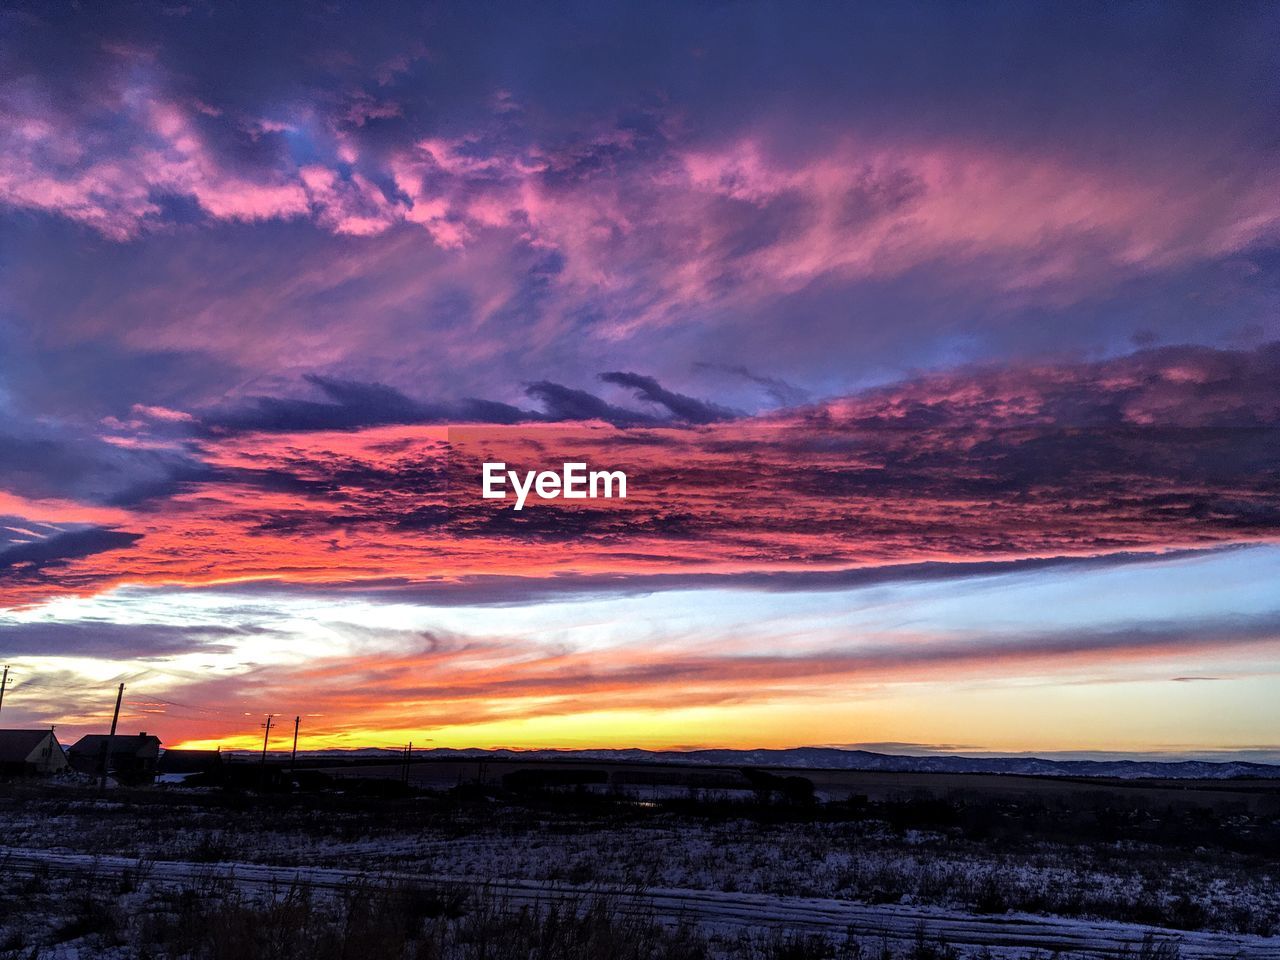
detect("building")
[68,732,162,785]
[0,729,69,776]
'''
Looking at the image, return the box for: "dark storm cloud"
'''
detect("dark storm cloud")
[0,527,141,575]
[522,381,657,427]
[201,375,450,433]
[599,372,737,424]
[199,372,726,434]
[0,420,212,507]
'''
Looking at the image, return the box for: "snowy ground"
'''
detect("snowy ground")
[0,779,1277,958]
[1,847,1277,959]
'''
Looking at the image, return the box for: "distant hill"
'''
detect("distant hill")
[247,745,1280,780]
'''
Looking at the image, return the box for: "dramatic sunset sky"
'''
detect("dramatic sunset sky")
[1,2,1278,757]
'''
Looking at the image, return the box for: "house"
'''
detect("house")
[0,729,69,776]
[68,732,162,785]
[157,748,222,777]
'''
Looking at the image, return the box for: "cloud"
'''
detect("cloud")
[0,417,213,508]
[2,3,1277,348]
[693,363,811,408]
[0,526,141,575]
[599,371,736,424]
[1,343,1275,607]
[522,381,655,426]
[204,547,1232,607]
[199,372,731,434]
[0,620,242,658]
[202,374,447,433]
[120,607,1280,740]
[2,3,1277,435]
[1,4,1277,750]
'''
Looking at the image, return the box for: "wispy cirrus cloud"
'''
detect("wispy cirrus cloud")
[3,6,1278,354]
[55,602,1279,744]
[7,80,1277,321]
[2,1,1276,433]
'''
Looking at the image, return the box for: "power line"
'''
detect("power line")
[128,695,242,719]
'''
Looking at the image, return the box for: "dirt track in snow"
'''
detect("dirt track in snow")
[3,846,1276,959]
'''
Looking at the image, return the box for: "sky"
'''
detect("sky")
[0,1,1278,757]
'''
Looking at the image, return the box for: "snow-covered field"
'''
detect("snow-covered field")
[2,847,1276,959]
[1,779,1277,958]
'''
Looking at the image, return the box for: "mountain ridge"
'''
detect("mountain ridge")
[222,745,1280,779]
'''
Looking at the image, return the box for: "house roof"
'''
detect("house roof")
[69,733,162,758]
[0,729,55,763]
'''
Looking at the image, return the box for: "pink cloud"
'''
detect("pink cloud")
[2,346,1275,609]
[379,130,1280,337]
[6,61,1276,332]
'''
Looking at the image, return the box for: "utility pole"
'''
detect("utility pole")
[290,715,300,773]
[402,741,413,785]
[259,714,275,791]
[260,714,274,766]
[0,665,10,717]
[99,682,124,790]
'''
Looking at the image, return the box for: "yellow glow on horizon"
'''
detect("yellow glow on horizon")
[170,675,1280,754]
